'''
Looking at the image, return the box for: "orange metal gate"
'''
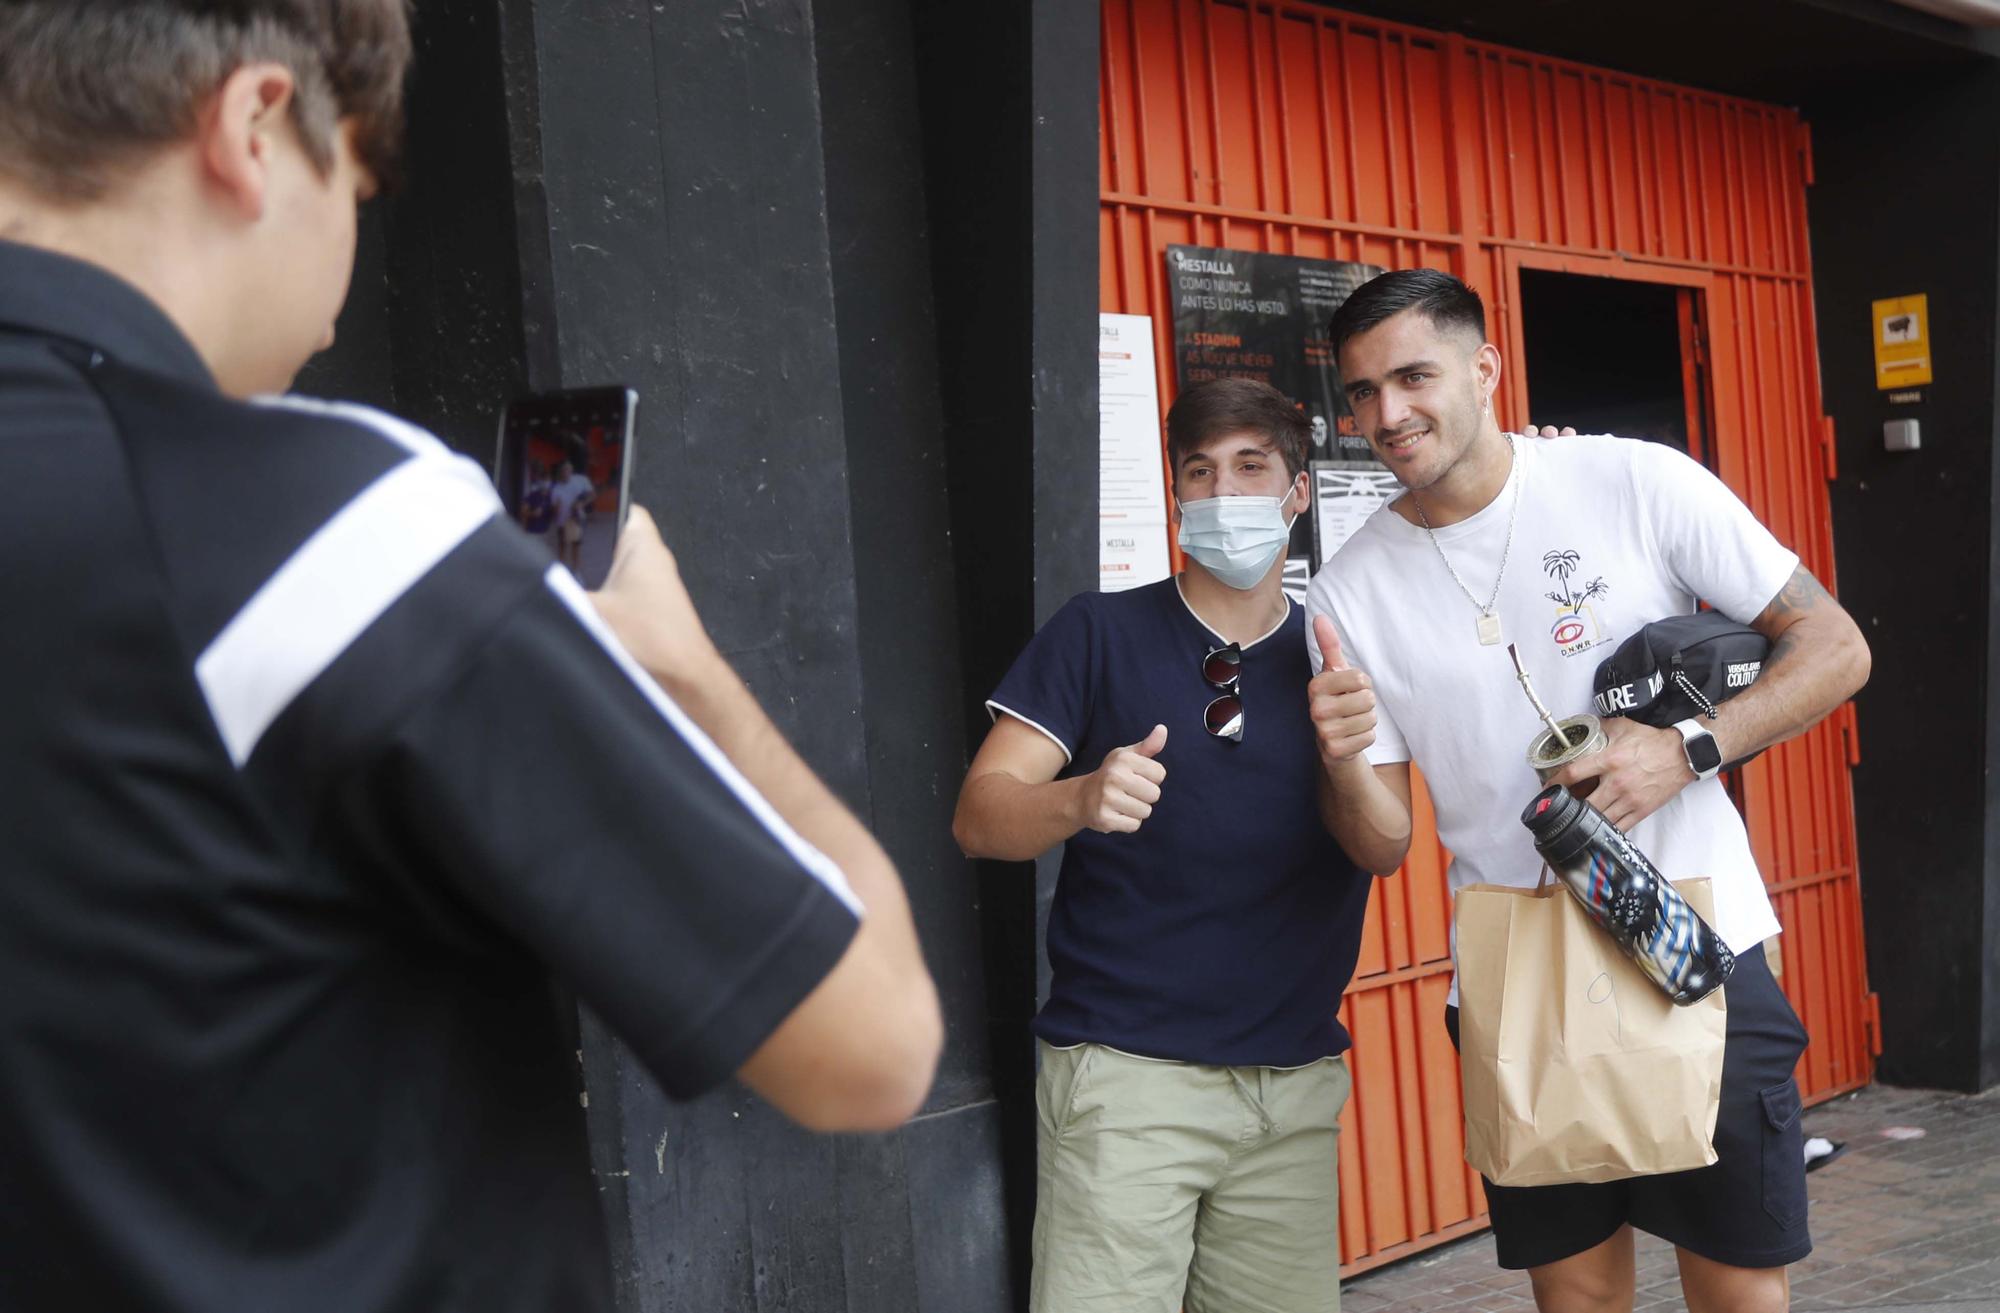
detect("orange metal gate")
[1099,0,1876,1275]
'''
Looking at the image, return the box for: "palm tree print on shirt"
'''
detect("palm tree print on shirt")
[1543,549,1608,612]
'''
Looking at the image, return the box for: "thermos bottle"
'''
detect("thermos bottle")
[1520,784,1736,1006]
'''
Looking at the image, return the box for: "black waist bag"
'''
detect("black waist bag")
[1592,612,1771,768]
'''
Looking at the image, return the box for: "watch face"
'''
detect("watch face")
[1688,732,1724,775]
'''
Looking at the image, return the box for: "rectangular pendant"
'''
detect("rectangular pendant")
[1476,611,1503,645]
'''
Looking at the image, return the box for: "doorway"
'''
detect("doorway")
[1516,269,1704,458]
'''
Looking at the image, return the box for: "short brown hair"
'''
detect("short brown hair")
[0,0,413,202]
[1165,378,1312,479]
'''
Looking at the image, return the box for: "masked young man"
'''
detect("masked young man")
[954,377,1375,1313]
[1304,269,1870,1313]
[0,4,940,1309]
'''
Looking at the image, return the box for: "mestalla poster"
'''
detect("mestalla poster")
[1166,245,1383,463]
[1166,244,1386,574]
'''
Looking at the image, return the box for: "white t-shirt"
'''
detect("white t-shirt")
[1304,435,1797,1005]
[550,473,595,525]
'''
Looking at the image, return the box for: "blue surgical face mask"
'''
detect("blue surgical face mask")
[1176,482,1299,590]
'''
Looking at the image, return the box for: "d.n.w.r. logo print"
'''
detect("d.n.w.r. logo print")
[1543,549,1613,658]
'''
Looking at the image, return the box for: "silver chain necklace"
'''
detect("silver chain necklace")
[1411,433,1521,646]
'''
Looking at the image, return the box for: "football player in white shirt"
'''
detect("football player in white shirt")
[1305,268,1868,1313]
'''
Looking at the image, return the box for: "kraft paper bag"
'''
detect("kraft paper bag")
[1455,876,1728,1188]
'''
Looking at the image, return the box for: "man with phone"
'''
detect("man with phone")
[0,4,940,1311]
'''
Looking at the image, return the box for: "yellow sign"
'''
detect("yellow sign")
[1873,294,1932,389]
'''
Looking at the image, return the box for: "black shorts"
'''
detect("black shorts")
[1445,943,1812,1272]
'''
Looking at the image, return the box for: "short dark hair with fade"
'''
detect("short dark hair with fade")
[1165,377,1312,480]
[0,0,413,202]
[1328,268,1487,358]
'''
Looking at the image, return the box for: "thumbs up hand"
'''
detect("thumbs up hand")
[1308,615,1377,767]
[1073,724,1168,835]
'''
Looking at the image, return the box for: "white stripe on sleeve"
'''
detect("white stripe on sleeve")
[983,700,1073,764]
[195,454,500,765]
[542,566,864,917]
[253,394,450,459]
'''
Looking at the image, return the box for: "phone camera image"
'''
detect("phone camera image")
[494,388,637,591]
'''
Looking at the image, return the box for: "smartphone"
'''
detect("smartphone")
[493,386,638,590]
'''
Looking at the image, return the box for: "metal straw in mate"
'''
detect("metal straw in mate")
[1507,643,1575,750]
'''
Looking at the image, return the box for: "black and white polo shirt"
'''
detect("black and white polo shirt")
[0,239,860,1312]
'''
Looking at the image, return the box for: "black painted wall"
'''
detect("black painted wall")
[1806,64,2000,1093]
[296,0,530,454]
[295,207,394,410]
[910,17,1039,1246]
[293,0,1104,1305]
[500,0,1028,1307]
[911,1,1101,1296]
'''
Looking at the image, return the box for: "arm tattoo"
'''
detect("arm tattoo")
[1754,567,1835,675]
[1765,567,1834,622]
[1768,564,1840,688]
[1710,564,1868,761]
[1769,623,1806,668]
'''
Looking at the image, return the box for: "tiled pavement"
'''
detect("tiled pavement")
[1342,1083,2000,1313]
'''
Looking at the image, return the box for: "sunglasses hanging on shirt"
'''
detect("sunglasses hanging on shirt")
[1202,642,1244,742]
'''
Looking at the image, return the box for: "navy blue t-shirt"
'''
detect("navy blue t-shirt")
[988,577,1372,1067]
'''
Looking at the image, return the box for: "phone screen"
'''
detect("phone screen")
[494,387,637,590]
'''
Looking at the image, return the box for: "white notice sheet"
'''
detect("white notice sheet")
[1312,461,1403,566]
[1099,313,1171,592]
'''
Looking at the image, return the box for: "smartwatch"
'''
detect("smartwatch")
[1674,718,1723,782]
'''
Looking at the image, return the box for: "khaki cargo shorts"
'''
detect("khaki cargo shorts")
[1030,1040,1351,1313]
